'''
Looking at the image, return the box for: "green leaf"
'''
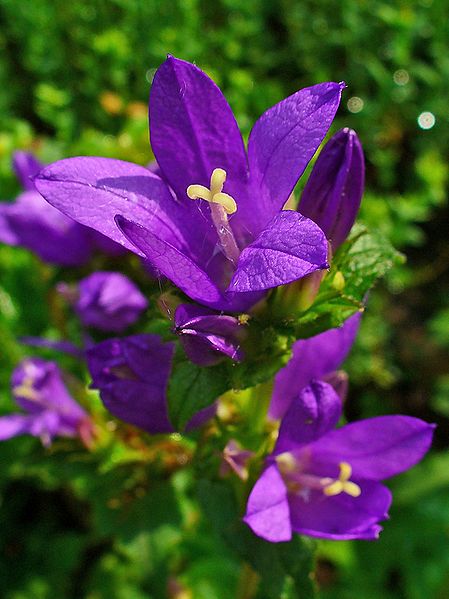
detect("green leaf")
[167,354,229,430]
[293,225,403,339]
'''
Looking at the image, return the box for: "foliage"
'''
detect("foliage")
[0,2,448,598]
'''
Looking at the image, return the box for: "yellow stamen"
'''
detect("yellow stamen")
[13,377,40,402]
[187,168,237,214]
[322,462,361,498]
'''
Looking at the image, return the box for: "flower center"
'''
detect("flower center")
[276,453,361,499]
[13,376,40,402]
[187,168,240,264]
[321,462,361,498]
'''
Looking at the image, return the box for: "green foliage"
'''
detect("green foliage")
[0,1,448,598]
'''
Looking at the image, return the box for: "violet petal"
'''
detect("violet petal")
[244,464,292,542]
[299,128,364,248]
[228,211,328,293]
[247,82,345,233]
[310,415,436,481]
[269,313,360,420]
[289,479,391,541]
[273,380,342,454]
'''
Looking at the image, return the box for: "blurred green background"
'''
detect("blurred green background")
[1,1,449,597]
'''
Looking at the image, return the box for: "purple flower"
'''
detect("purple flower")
[86,334,215,434]
[69,271,148,332]
[174,303,244,366]
[244,380,435,541]
[298,128,365,249]
[34,56,346,311]
[269,313,361,420]
[0,151,125,265]
[0,358,90,447]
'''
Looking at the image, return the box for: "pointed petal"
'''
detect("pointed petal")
[310,415,435,480]
[247,81,345,231]
[274,381,342,454]
[289,480,391,540]
[299,128,365,248]
[228,211,328,293]
[12,151,44,191]
[150,56,248,210]
[269,313,360,420]
[244,464,292,542]
[34,157,187,257]
[116,216,224,308]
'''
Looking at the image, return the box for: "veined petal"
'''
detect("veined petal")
[269,313,361,420]
[12,151,43,191]
[299,128,365,248]
[116,216,225,308]
[273,381,342,454]
[244,464,292,542]
[34,157,188,257]
[289,479,391,541]
[310,415,435,480]
[150,56,248,211]
[247,81,345,233]
[228,211,328,293]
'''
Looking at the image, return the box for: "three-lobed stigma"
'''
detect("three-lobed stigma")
[322,461,362,498]
[187,168,237,214]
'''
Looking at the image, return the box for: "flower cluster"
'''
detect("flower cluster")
[0,55,434,545]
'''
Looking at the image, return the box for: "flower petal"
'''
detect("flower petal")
[274,380,342,454]
[12,151,43,191]
[228,211,328,293]
[247,81,345,232]
[310,415,435,480]
[116,216,225,308]
[269,313,360,420]
[298,128,364,249]
[87,335,175,434]
[244,464,292,542]
[289,480,391,540]
[174,304,244,365]
[150,56,248,210]
[0,191,92,266]
[34,157,188,257]
[0,414,36,441]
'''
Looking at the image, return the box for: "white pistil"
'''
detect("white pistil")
[187,168,240,264]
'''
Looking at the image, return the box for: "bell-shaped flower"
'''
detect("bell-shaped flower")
[86,334,215,434]
[298,128,365,249]
[0,358,91,447]
[34,56,347,311]
[244,380,435,542]
[65,271,148,333]
[174,303,244,366]
[269,313,361,420]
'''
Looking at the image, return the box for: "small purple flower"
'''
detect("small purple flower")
[269,313,361,420]
[0,358,91,447]
[35,56,347,311]
[220,439,254,481]
[86,334,215,434]
[298,128,365,249]
[174,304,244,366]
[244,380,435,541]
[0,151,125,265]
[68,271,148,333]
